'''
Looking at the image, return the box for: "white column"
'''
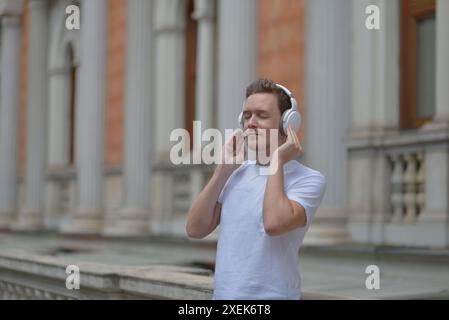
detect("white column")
[346,0,401,244]
[350,0,400,134]
[46,39,77,230]
[435,0,449,123]
[217,0,257,133]
[61,0,107,234]
[416,0,449,247]
[0,0,23,229]
[303,0,352,244]
[193,0,215,130]
[105,0,153,236]
[154,0,186,161]
[413,0,449,246]
[48,67,71,167]
[15,0,49,230]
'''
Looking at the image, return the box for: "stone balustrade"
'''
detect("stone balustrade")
[151,163,214,236]
[0,250,213,300]
[388,150,425,224]
[0,250,350,300]
[347,126,449,247]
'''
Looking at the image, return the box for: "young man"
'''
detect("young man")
[186,79,326,300]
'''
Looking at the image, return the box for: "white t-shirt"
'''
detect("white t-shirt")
[213,159,326,300]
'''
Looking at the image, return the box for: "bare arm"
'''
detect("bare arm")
[263,126,306,236]
[186,129,245,239]
[263,159,306,236]
[186,165,234,239]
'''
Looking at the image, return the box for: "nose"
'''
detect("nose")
[246,114,258,129]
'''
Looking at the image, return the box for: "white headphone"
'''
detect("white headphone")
[238,83,301,136]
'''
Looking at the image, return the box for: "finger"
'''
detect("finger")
[292,131,303,153]
[235,134,244,153]
[287,126,296,145]
[298,141,304,152]
[286,126,293,143]
[226,129,243,147]
[243,128,257,138]
[290,127,299,146]
[234,128,244,140]
[234,129,244,143]
[225,129,236,145]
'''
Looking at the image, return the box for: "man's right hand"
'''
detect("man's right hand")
[220,128,245,173]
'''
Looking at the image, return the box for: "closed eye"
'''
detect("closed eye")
[243,112,252,119]
[243,111,270,119]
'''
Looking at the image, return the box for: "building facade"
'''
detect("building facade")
[0,0,448,248]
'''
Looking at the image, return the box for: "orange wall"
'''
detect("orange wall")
[258,0,305,138]
[106,0,126,167]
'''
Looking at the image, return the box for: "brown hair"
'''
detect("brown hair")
[245,78,291,115]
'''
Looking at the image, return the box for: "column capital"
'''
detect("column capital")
[154,0,186,33]
[0,0,24,17]
[28,0,49,10]
[192,0,215,21]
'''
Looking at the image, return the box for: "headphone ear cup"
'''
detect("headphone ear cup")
[238,112,244,129]
[279,111,288,136]
[281,110,301,135]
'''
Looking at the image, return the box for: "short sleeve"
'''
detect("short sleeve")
[286,173,326,229]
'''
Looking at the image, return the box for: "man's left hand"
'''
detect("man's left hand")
[273,126,303,166]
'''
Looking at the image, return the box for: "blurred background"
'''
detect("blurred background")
[0,0,448,300]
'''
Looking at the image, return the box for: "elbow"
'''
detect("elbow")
[185,223,206,239]
[264,224,281,237]
[185,209,203,239]
[263,217,282,237]
[186,231,205,240]
[263,204,286,236]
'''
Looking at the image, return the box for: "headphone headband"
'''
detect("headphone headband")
[274,83,297,111]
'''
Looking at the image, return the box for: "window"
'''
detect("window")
[67,45,77,166]
[185,0,197,149]
[400,0,436,129]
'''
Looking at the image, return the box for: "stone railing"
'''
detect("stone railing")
[388,150,425,224]
[0,250,213,300]
[347,126,449,247]
[0,250,351,300]
[151,163,214,236]
[44,166,123,230]
[23,162,214,237]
